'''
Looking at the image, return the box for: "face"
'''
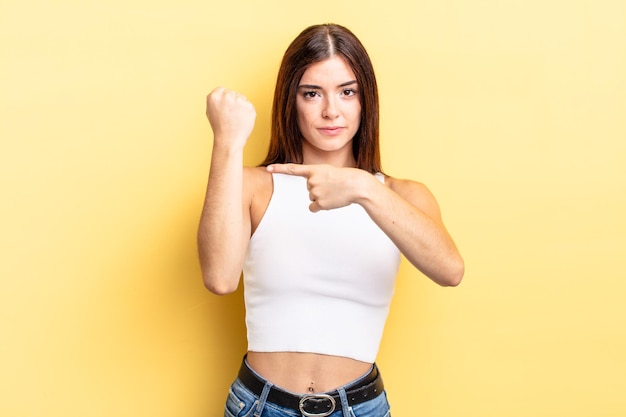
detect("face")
[296,55,362,166]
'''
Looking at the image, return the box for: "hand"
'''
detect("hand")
[206,87,256,148]
[267,163,368,212]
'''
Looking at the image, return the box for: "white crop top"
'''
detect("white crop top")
[242,173,401,363]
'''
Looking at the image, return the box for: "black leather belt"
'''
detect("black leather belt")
[237,360,385,417]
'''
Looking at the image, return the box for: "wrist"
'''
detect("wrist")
[211,139,246,155]
[353,170,380,206]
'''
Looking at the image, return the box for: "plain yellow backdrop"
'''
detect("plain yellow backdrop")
[1,0,625,416]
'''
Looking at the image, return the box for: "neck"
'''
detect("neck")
[301,145,356,168]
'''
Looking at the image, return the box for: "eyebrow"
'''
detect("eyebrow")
[298,80,358,89]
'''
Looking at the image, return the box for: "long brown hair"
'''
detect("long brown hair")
[262,24,382,173]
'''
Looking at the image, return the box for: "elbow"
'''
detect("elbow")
[197,244,242,295]
[440,257,464,287]
[203,276,239,295]
[201,269,240,295]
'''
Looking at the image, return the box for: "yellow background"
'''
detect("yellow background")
[2,0,625,416]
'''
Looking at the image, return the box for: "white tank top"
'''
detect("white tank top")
[242,172,401,363]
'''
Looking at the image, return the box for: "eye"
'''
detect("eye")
[342,88,358,97]
[302,91,320,99]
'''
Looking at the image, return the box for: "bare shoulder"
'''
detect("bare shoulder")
[244,165,273,187]
[244,166,273,233]
[243,166,273,203]
[384,175,443,221]
[384,175,432,199]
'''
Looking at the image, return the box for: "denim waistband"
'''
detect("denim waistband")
[237,357,384,416]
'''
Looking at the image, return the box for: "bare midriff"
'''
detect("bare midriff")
[246,351,373,394]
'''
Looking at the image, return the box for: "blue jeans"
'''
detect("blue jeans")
[223,367,391,417]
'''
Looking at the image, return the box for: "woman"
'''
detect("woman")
[198,23,464,417]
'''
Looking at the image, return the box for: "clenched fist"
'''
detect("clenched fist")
[206,87,256,149]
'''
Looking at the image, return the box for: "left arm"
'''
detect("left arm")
[267,164,464,286]
[360,173,464,286]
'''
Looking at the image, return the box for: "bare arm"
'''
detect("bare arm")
[359,174,464,286]
[197,88,256,294]
[266,164,464,286]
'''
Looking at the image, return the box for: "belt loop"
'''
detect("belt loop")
[337,387,351,416]
[253,381,273,417]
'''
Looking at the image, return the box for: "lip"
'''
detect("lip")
[317,126,345,136]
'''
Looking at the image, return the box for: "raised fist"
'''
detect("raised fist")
[206,87,256,148]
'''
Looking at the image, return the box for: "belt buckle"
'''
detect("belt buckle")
[298,394,336,417]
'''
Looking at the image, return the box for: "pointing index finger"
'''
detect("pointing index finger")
[266,163,311,178]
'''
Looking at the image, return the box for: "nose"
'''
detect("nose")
[322,96,339,119]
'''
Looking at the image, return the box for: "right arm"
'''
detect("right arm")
[197,88,256,295]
